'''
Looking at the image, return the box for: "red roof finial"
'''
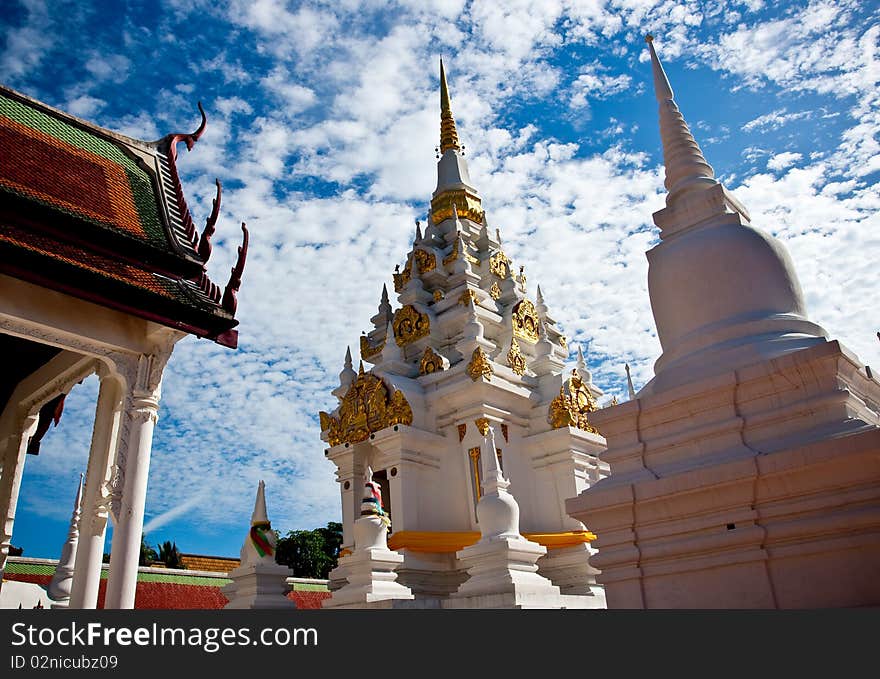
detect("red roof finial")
[222,223,248,315]
[198,178,222,262]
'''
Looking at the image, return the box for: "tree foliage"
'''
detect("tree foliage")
[157,540,185,569]
[139,536,158,566]
[275,521,343,579]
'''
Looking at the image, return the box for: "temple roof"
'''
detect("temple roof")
[0,85,246,348]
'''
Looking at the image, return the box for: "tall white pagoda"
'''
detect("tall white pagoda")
[566,37,880,609]
[319,61,608,603]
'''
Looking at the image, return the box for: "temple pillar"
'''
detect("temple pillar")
[104,345,173,610]
[0,415,38,579]
[70,369,124,609]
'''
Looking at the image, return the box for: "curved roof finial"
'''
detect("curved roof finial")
[439,58,461,153]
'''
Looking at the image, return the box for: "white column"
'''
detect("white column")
[103,346,173,610]
[0,415,39,580]
[70,371,124,609]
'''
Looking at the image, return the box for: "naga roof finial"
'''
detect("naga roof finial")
[222,223,248,315]
[198,178,222,262]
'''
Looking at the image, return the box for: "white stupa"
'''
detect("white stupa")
[222,480,295,609]
[47,473,83,608]
[322,466,414,608]
[449,426,564,608]
[319,60,609,606]
[566,36,880,609]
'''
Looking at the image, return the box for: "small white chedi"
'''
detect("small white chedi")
[222,480,295,609]
[47,473,83,608]
[323,466,413,608]
[449,425,564,609]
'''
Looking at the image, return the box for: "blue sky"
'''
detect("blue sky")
[2,0,878,560]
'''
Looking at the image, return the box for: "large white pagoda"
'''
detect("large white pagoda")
[566,37,880,609]
[319,61,608,603]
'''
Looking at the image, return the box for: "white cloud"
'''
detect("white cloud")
[767,151,803,170]
[742,108,812,132]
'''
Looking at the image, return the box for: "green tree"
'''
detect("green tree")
[139,536,158,566]
[275,521,343,579]
[157,540,185,569]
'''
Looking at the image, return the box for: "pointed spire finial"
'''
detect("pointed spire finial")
[251,480,269,526]
[625,363,636,400]
[646,36,716,201]
[381,283,389,306]
[344,346,353,368]
[439,58,461,153]
[359,360,365,374]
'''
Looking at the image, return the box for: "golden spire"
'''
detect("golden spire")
[439,58,461,153]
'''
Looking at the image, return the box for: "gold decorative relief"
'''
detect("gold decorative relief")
[319,371,414,446]
[393,258,412,292]
[458,423,467,441]
[433,290,444,302]
[360,334,385,361]
[547,369,598,433]
[474,417,490,436]
[393,305,430,347]
[489,251,511,279]
[419,346,445,375]
[559,335,567,349]
[512,299,540,344]
[506,338,526,376]
[414,249,436,274]
[458,289,478,306]
[431,189,484,225]
[501,423,509,442]
[489,282,502,300]
[442,240,459,266]
[466,347,494,381]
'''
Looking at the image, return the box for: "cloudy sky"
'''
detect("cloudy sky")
[3,0,878,560]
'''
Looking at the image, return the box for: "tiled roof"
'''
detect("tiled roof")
[179,554,241,573]
[0,86,245,347]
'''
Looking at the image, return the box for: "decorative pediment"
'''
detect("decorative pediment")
[319,371,414,446]
[512,299,539,343]
[393,304,430,347]
[419,346,445,375]
[507,338,526,376]
[466,347,494,381]
[489,251,511,279]
[393,256,413,292]
[414,249,436,274]
[548,369,598,433]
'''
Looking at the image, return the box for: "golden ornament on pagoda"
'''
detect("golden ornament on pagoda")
[512,299,540,343]
[466,347,494,381]
[442,239,459,266]
[319,370,414,446]
[458,289,478,306]
[414,249,436,274]
[489,282,502,300]
[547,369,599,434]
[419,346,445,375]
[393,258,412,292]
[507,338,526,376]
[360,334,385,361]
[474,417,490,436]
[489,251,511,279]
[393,304,430,346]
[433,290,444,302]
[430,189,484,225]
